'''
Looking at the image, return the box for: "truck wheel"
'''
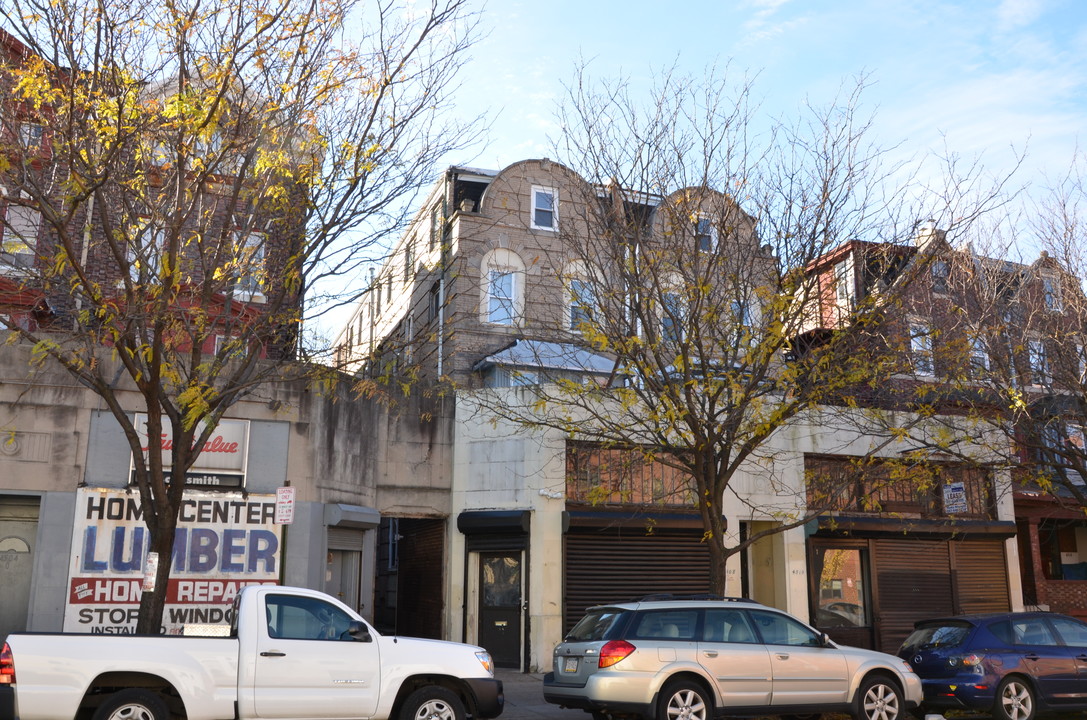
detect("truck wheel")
[91,689,169,720]
[400,686,466,720]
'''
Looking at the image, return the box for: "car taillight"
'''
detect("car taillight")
[949,653,984,670]
[0,643,14,685]
[599,640,635,668]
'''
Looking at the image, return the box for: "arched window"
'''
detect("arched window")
[480,248,525,325]
[563,261,595,333]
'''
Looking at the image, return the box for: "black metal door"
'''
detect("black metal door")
[478,552,521,668]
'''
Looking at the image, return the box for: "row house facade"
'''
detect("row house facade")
[336,158,1031,669]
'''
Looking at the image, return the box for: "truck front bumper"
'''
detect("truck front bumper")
[466,677,504,718]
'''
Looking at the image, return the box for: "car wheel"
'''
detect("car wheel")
[853,674,902,720]
[91,689,169,720]
[657,680,712,720]
[399,686,466,720]
[994,676,1035,720]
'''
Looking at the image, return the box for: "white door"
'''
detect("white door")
[253,593,380,719]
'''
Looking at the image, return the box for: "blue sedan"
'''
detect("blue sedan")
[898,612,1087,720]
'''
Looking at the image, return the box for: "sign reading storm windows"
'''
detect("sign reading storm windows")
[531,186,557,230]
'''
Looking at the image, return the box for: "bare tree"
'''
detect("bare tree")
[459,64,1010,595]
[0,0,480,631]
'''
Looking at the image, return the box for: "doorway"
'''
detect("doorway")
[478,551,522,668]
[0,496,39,639]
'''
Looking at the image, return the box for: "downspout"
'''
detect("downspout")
[437,169,452,379]
[74,194,95,316]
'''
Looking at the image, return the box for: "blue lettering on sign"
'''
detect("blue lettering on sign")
[221,529,246,572]
[248,530,277,573]
[80,525,280,573]
[189,528,219,572]
[81,527,108,572]
[111,526,145,572]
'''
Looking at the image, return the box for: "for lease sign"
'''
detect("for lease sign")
[64,487,281,634]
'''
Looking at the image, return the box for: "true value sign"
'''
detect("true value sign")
[132,414,250,489]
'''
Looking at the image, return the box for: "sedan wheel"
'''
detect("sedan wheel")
[994,677,1035,720]
[854,675,901,720]
[658,681,711,720]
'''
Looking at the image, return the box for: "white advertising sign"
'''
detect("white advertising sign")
[943,481,968,514]
[65,487,281,634]
[133,414,249,488]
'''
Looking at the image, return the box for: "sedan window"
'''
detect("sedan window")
[703,608,757,644]
[1049,616,1087,647]
[1009,618,1058,646]
[749,609,821,647]
[630,610,698,640]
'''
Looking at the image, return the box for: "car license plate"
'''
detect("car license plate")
[563,657,578,673]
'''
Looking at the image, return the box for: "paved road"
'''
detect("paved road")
[496,670,573,720]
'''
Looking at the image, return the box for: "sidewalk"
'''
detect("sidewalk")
[496,670,573,720]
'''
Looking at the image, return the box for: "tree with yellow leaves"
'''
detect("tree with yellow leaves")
[0,0,480,632]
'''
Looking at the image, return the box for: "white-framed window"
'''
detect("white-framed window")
[909,322,934,376]
[1,204,40,272]
[1077,343,1085,384]
[931,259,950,295]
[233,230,266,301]
[127,219,166,284]
[1042,275,1062,312]
[530,186,557,231]
[480,248,525,326]
[694,217,716,253]
[403,237,414,283]
[569,277,594,331]
[969,335,989,374]
[662,291,686,344]
[835,258,854,311]
[1028,339,1050,385]
[20,123,43,151]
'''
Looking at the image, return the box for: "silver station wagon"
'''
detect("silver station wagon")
[543,596,921,720]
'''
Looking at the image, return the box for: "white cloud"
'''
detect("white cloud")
[996,0,1045,33]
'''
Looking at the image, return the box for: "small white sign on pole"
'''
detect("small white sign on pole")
[275,486,296,525]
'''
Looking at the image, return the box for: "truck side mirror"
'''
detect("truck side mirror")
[346,621,372,642]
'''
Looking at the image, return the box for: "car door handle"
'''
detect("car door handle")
[1077,655,1087,661]
[704,650,719,658]
[260,651,286,657]
[776,652,790,660]
[1023,653,1039,661]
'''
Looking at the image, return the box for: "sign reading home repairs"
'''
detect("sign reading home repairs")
[64,487,280,634]
[132,414,249,488]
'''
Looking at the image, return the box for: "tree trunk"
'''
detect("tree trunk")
[135,503,181,634]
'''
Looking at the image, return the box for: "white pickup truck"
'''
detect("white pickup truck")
[0,585,503,720]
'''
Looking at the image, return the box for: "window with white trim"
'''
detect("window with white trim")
[1042,275,1061,312]
[694,217,716,253]
[128,219,165,284]
[835,258,854,312]
[969,335,989,375]
[1029,339,1050,385]
[909,322,934,376]
[931,260,950,294]
[480,248,525,326]
[1,203,40,272]
[662,291,686,344]
[569,277,594,331]
[531,186,557,230]
[20,123,43,151]
[233,230,266,301]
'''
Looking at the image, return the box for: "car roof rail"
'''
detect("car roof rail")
[634,593,759,604]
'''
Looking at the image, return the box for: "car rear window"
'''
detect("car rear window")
[566,609,627,641]
[900,621,972,653]
[629,610,699,640]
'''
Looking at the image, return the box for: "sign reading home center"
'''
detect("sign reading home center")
[64,487,281,634]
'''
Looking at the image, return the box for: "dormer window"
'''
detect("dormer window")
[1042,275,1061,312]
[531,187,557,230]
[931,260,950,294]
[694,217,716,253]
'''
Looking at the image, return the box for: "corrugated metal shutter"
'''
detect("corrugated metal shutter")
[327,526,366,551]
[952,540,1010,614]
[874,539,953,653]
[564,528,712,633]
[397,518,445,639]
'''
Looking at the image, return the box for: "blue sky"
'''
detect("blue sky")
[453,0,1086,198]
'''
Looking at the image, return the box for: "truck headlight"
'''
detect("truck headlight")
[476,651,494,675]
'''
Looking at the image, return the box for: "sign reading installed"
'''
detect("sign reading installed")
[132,414,249,489]
[64,487,281,634]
